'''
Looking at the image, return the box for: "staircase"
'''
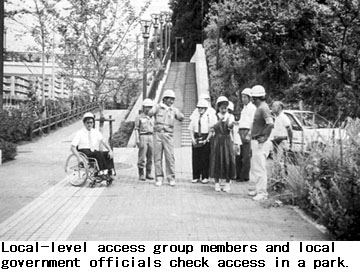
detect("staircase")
[160,62,197,147]
[181,63,197,147]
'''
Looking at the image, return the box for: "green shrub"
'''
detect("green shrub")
[270,118,360,240]
[0,140,17,162]
[112,121,135,147]
[0,109,35,143]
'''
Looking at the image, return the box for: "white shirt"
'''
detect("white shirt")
[239,102,257,129]
[231,121,242,145]
[71,128,104,150]
[271,111,291,138]
[188,111,214,134]
[189,107,217,132]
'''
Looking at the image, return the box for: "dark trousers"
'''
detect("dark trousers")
[78,149,114,172]
[192,134,211,180]
[237,140,251,181]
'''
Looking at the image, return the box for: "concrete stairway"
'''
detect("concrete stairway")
[160,62,197,147]
[181,63,197,147]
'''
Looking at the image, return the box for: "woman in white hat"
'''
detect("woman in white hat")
[188,99,214,184]
[209,96,236,192]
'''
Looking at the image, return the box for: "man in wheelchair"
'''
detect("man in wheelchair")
[71,112,114,182]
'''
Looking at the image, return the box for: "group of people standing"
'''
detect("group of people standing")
[189,85,273,200]
[72,85,292,201]
[134,84,293,201]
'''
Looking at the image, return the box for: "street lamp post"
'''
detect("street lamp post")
[141,19,151,101]
[151,14,159,62]
[159,13,165,63]
[164,12,172,54]
[175,37,184,62]
[167,22,172,54]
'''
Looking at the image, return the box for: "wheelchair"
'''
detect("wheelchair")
[65,152,113,187]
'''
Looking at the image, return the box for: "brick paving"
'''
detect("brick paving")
[0,64,328,241]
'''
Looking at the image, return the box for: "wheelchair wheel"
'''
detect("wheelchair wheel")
[65,154,88,186]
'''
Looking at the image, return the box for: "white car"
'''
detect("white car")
[283,110,346,153]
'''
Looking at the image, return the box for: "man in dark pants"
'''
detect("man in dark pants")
[237,88,256,182]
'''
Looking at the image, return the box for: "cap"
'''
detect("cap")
[163,89,176,99]
[251,85,266,97]
[142,98,154,107]
[197,99,208,108]
[216,96,229,105]
[82,112,95,121]
[241,88,252,97]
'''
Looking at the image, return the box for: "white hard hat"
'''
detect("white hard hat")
[163,89,176,99]
[216,96,229,105]
[197,99,208,108]
[228,101,234,111]
[82,112,95,121]
[251,85,266,97]
[142,98,154,107]
[199,93,210,100]
[241,88,252,97]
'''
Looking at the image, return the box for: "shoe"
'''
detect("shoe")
[248,190,256,196]
[169,180,176,186]
[138,168,145,181]
[139,174,146,181]
[215,183,221,192]
[192,179,199,183]
[253,193,268,201]
[222,183,231,193]
[146,173,154,180]
[155,179,162,186]
[201,178,209,184]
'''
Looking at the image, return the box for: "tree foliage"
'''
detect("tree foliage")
[57,0,151,106]
[170,0,213,61]
[204,0,360,120]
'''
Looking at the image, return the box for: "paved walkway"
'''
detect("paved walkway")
[0,109,327,241]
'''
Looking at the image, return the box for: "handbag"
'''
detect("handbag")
[193,135,207,148]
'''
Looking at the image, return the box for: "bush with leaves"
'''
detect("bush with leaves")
[204,0,360,121]
[112,121,135,148]
[0,109,35,143]
[0,140,17,163]
[270,118,360,240]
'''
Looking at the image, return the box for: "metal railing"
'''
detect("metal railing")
[29,102,98,140]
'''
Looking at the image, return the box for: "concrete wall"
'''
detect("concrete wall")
[190,44,210,101]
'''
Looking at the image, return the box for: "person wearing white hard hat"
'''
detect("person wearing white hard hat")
[189,92,216,121]
[248,85,273,201]
[237,87,257,182]
[209,96,236,192]
[188,99,214,184]
[148,89,184,186]
[71,112,114,182]
[134,98,155,181]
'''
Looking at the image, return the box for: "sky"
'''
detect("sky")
[5,0,171,51]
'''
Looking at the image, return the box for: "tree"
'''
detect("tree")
[6,0,60,118]
[204,0,360,120]
[170,0,214,61]
[57,0,151,122]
